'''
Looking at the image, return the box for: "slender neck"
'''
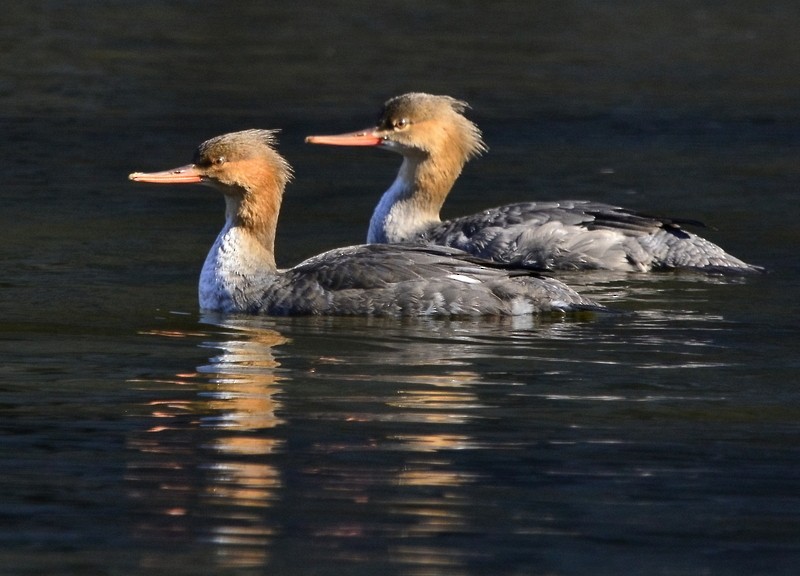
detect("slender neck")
[199,174,283,312]
[224,185,280,270]
[367,152,464,243]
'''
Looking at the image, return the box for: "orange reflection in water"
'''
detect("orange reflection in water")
[300,340,489,573]
[130,317,512,573]
[128,322,287,570]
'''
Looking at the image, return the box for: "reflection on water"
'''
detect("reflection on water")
[196,324,286,569]
[127,315,602,572]
[127,320,287,569]
[116,288,797,575]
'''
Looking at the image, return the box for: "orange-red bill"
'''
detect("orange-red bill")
[129,164,204,184]
[305,129,382,147]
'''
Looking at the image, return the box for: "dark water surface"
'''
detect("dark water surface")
[2,2,799,575]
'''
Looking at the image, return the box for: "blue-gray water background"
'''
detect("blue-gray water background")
[1,2,799,575]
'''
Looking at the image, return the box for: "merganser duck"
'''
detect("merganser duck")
[306,92,762,273]
[129,129,600,316]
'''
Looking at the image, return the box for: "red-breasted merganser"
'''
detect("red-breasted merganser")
[306,92,762,273]
[129,129,601,316]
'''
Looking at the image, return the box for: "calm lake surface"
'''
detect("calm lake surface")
[2,2,799,575]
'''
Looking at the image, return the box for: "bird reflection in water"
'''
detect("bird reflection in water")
[290,318,501,570]
[127,319,287,570]
[126,315,570,573]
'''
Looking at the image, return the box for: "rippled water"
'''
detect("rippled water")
[2,2,799,575]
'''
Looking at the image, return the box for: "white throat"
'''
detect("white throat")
[367,159,441,244]
[199,217,275,312]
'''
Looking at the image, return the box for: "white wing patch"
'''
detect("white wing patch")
[446,273,482,284]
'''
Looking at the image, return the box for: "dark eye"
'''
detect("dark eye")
[213,156,226,165]
[394,118,410,130]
